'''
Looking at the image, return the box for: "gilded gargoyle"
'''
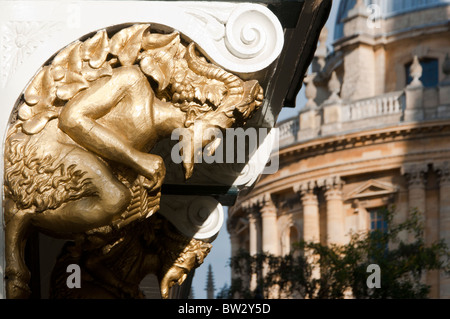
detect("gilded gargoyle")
[3,24,263,299]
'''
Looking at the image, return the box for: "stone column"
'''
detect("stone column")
[403,165,428,286]
[260,194,279,255]
[248,210,258,291]
[403,165,427,226]
[403,167,427,247]
[229,232,240,264]
[241,201,260,291]
[248,210,259,257]
[295,182,320,243]
[295,181,320,282]
[438,163,450,298]
[324,176,346,245]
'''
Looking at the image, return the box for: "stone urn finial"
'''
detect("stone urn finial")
[409,55,423,88]
[327,71,341,103]
[305,73,317,109]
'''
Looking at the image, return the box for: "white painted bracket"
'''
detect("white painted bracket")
[158,195,224,241]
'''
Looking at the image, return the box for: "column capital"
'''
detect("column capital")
[322,176,344,200]
[322,175,344,189]
[436,162,450,187]
[259,193,276,217]
[402,163,427,189]
[239,200,260,223]
[293,180,316,195]
[248,209,259,223]
[301,191,318,206]
[241,199,255,212]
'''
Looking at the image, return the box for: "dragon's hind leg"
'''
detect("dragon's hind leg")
[4,199,34,299]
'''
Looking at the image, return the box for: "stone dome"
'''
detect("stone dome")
[334,0,450,40]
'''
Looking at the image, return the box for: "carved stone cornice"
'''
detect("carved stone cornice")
[278,120,450,162]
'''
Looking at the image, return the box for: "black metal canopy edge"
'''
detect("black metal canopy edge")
[284,0,332,108]
[266,0,332,110]
[161,184,240,206]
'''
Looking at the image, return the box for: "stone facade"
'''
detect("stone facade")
[228,0,450,298]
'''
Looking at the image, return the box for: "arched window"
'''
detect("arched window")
[405,57,439,88]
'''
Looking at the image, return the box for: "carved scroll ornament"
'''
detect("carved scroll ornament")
[3,24,263,298]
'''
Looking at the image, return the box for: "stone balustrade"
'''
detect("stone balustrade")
[277,82,450,147]
[342,91,403,122]
[278,116,299,145]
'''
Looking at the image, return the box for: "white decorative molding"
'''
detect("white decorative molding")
[0,1,283,94]
[182,2,284,73]
[158,195,224,240]
[0,0,284,140]
[1,21,64,88]
[0,1,284,295]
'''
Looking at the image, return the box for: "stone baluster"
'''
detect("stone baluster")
[394,96,400,113]
[326,71,342,104]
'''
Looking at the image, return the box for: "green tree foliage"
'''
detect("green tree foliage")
[218,209,450,299]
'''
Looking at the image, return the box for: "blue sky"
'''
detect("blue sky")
[190,0,341,299]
